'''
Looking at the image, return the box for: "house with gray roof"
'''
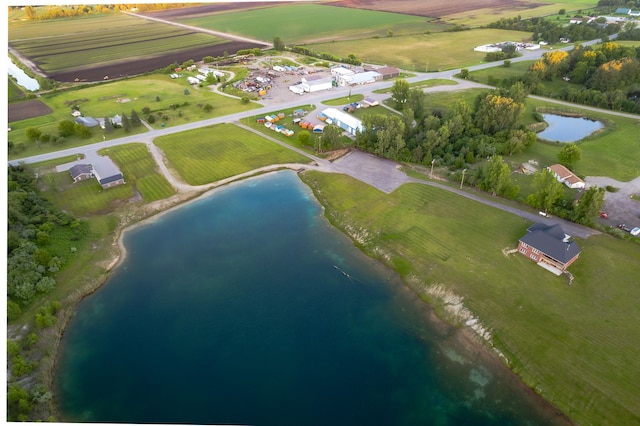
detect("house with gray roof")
[74,116,100,127]
[69,164,93,182]
[67,155,125,189]
[518,223,581,274]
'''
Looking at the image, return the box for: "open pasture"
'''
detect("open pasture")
[178,3,445,44]
[306,29,534,71]
[154,124,310,185]
[301,170,640,426]
[102,143,175,202]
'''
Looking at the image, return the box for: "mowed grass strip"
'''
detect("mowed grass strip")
[306,29,536,71]
[43,172,134,217]
[179,3,442,44]
[102,143,175,202]
[155,123,310,185]
[300,170,640,425]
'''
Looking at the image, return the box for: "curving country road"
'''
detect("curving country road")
[10,32,638,240]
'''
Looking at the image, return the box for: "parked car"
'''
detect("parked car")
[599,212,609,219]
[617,224,632,232]
[631,227,640,236]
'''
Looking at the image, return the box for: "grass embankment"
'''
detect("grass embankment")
[305,29,536,71]
[8,75,260,160]
[179,3,445,44]
[155,123,310,185]
[300,170,640,425]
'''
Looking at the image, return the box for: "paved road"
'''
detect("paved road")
[11,33,635,239]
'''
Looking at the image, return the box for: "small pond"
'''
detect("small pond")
[8,56,40,91]
[537,113,603,143]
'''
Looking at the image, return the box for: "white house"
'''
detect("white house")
[547,164,585,189]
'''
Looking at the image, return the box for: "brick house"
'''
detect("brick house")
[518,223,581,274]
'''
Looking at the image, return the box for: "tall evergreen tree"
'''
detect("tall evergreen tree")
[103,117,114,134]
[121,112,131,132]
[130,109,142,127]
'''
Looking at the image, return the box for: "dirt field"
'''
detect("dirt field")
[325,0,543,18]
[47,41,263,83]
[141,2,288,19]
[8,99,53,122]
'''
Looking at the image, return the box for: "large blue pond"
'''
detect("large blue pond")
[8,56,40,91]
[55,171,568,425]
[537,114,603,142]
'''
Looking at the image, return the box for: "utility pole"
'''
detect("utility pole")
[430,158,435,178]
[460,169,467,189]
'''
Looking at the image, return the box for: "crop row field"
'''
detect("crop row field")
[325,0,598,26]
[300,170,640,426]
[154,123,310,185]
[177,3,447,44]
[9,13,263,82]
[305,29,536,71]
[10,14,227,75]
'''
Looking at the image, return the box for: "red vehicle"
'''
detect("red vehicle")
[599,212,609,219]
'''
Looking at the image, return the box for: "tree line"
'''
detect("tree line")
[353,79,604,225]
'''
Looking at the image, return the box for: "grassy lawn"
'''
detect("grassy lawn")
[322,94,365,106]
[8,74,261,160]
[300,170,640,426]
[305,29,535,71]
[100,143,175,202]
[154,123,310,185]
[179,4,445,44]
[42,172,134,217]
[374,78,458,94]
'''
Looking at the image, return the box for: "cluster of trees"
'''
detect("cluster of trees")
[526,169,605,226]
[289,45,360,66]
[487,15,620,44]
[492,41,640,112]
[7,165,86,316]
[357,80,535,168]
[15,3,188,21]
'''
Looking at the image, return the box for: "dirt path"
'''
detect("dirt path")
[124,11,271,47]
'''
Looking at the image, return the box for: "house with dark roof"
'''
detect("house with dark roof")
[518,223,581,274]
[67,155,125,189]
[69,164,93,182]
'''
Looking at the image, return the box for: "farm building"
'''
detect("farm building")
[362,97,379,107]
[319,108,363,136]
[69,164,93,182]
[341,71,382,86]
[547,164,585,189]
[300,77,333,93]
[518,223,581,274]
[91,155,125,189]
[66,155,125,189]
[372,66,400,79]
[74,116,100,128]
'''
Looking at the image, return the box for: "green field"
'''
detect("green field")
[9,14,227,74]
[306,29,536,71]
[8,74,260,160]
[101,143,175,202]
[443,1,598,27]
[154,123,310,185]
[301,170,640,425]
[179,3,445,44]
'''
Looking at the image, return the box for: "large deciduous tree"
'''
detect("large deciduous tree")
[391,79,410,110]
[558,143,582,168]
[527,169,565,213]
